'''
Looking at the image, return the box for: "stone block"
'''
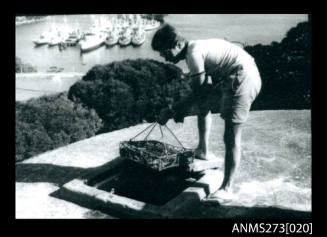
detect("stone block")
[185,158,223,172]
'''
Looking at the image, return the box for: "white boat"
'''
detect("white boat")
[79,34,105,52]
[85,25,99,36]
[65,36,78,45]
[118,34,131,47]
[131,27,146,46]
[48,37,62,46]
[118,27,132,47]
[33,34,50,46]
[64,30,84,46]
[105,31,119,46]
[48,33,65,46]
[69,30,83,39]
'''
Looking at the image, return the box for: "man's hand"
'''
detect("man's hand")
[157,107,173,125]
[173,111,185,123]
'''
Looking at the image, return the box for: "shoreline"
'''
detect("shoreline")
[16,72,84,101]
[16,72,84,77]
[15,16,49,26]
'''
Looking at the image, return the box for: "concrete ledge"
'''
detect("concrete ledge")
[58,163,223,218]
[159,169,223,218]
[186,158,223,172]
[60,179,164,218]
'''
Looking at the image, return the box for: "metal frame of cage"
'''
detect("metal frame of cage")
[119,123,194,171]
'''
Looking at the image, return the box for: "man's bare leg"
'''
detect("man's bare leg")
[209,120,243,198]
[195,110,212,160]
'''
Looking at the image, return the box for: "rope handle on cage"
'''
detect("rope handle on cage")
[129,122,186,150]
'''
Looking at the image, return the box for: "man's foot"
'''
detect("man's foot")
[203,189,237,204]
[194,148,216,160]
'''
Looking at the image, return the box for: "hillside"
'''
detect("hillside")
[15,110,311,218]
[16,73,83,102]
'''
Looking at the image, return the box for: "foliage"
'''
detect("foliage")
[68,59,191,133]
[15,92,103,162]
[244,21,311,110]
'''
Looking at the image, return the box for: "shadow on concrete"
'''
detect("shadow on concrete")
[16,163,88,186]
[163,181,312,219]
[15,157,124,186]
[188,181,211,196]
[16,159,312,219]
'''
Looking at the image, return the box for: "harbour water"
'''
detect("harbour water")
[16,14,308,73]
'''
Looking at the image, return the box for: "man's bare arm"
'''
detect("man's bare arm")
[172,72,210,119]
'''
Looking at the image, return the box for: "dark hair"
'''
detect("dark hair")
[151,23,184,51]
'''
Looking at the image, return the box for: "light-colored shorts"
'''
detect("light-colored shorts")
[220,62,262,123]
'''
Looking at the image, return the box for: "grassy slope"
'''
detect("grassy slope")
[16,110,311,218]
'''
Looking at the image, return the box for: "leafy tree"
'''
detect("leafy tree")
[244,21,311,110]
[15,92,103,162]
[68,59,192,133]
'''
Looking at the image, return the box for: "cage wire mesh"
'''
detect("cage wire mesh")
[119,123,195,171]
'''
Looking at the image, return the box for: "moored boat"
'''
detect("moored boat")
[48,33,65,47]
[131,27,146,46]
[85,25,99,36]
[118,27,132,47]
[105,32,119,46]
[33,34,50,46]
[118,35,131,47]
[48,37,61,46]
[79,34,105,52]
[64,30,83,46]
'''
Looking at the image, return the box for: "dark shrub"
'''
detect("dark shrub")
[15,92,103,162]
[244,21,311,110]
[15,120,53,161]
[68,59,192,133]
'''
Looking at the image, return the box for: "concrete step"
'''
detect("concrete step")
[186,157,223,172]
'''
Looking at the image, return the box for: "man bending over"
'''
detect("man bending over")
[151,24,261,201]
